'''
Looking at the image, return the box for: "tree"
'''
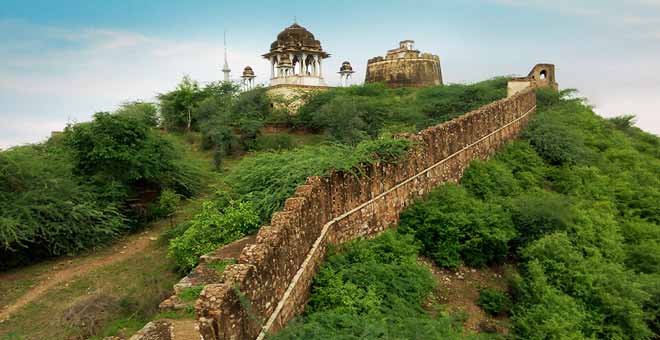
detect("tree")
[158,76,205,131]
[116,101,159,127]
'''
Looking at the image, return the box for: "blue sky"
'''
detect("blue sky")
[1,0,659,149]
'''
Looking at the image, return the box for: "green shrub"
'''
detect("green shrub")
[398,184,515,268]
[0,144,124,268]
[156,189,180,218]
[273,231,493,340]
[207,259,235,273]
[461,160,520,199]
[226,137,411,223]
[254,134,295,151]
[477,288,511,315]
[294,78,507,145]
[395,89,660,339]
[168,199,259,273]
[178,286,204,302]
[308,232,433,316]
[510,192,574,246]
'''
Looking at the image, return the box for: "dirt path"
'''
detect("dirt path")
[0,229,162,322]
[420,258,511,334]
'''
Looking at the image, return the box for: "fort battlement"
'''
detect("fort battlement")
[365,40,443,88]
[507,63,558,97]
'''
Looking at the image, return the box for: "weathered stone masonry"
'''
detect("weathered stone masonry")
[194,89,537,340]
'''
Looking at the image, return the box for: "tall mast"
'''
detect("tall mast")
[222,30,231,82]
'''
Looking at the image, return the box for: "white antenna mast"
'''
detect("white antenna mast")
[222,30,231,82]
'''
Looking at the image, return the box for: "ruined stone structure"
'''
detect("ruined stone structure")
[263,23,329,87]
[507,63,558,97]
[365,40,443,88]
[190,89,536,340]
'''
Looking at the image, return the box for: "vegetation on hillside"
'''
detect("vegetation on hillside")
[271,232,495,340]
[275,88,659,339]
[0,103,206,269]
[163,77,508,273]
[397,89,660,339]
[295,78,508,144]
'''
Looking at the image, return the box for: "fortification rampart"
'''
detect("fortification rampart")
[366,55,442,88]
[192,89,537,340]
[365,40,443,88]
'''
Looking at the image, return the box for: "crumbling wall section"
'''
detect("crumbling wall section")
[195,89,537,340]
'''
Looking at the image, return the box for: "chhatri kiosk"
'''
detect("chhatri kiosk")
[262,23,330,88]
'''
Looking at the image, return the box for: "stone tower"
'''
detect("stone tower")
[365,40,442,88]
[262,23,330,87]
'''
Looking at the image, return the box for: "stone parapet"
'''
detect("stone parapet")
[194,89,537,340]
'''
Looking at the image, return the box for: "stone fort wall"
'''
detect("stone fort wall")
[194,89,537,340]
[365,54,442,88]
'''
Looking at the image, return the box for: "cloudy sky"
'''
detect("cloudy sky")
[1,0,659,149]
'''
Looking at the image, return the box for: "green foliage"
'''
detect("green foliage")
[225,137,411,223]
[416,77,508,121]
[158,76,206,131]
[178,286,203,302]
[272,232,492,340]
[295,79,508,144]
[115,101,159,127]
[308,232,433,315]
[168,199,259,273]
[207,259,235,273]
[63,112,177,188]
[0,112,207,268]
[510,191,574,246]
[159,78,274,157]
[477,288,511,316]
[0,144,124,268]
[155,189,180,219]
[608,114,637,131]
[461,160,520,199]
[253,134,295,151]
[399,90,660,339]
[398,184,516,268]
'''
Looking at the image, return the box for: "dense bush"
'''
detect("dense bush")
[253,134,295,151]
[168,198,259,272]
[295,78,508,144]
[477,288,511,316]
[398,184,516,268]
[397,88,660,339]
[225,137,411,223]
[273,232,494,340]
[1,107,205,268]
[64,112,176,186]
[159,77,273,156]
[0,144,124,268]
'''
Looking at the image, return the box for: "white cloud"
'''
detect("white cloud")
[0,20,271,148]
[485,0,660,40]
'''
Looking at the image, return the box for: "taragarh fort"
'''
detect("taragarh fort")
[230,22,554,100]
[131,22,559,340]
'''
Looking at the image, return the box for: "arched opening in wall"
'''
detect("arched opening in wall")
[540,70,547,80]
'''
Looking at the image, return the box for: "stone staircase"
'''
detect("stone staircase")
[125,236,257,340]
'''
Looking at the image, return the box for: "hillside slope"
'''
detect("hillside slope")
[273,89,660,339]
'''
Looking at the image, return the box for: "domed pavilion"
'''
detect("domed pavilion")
[263,23,330,87]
